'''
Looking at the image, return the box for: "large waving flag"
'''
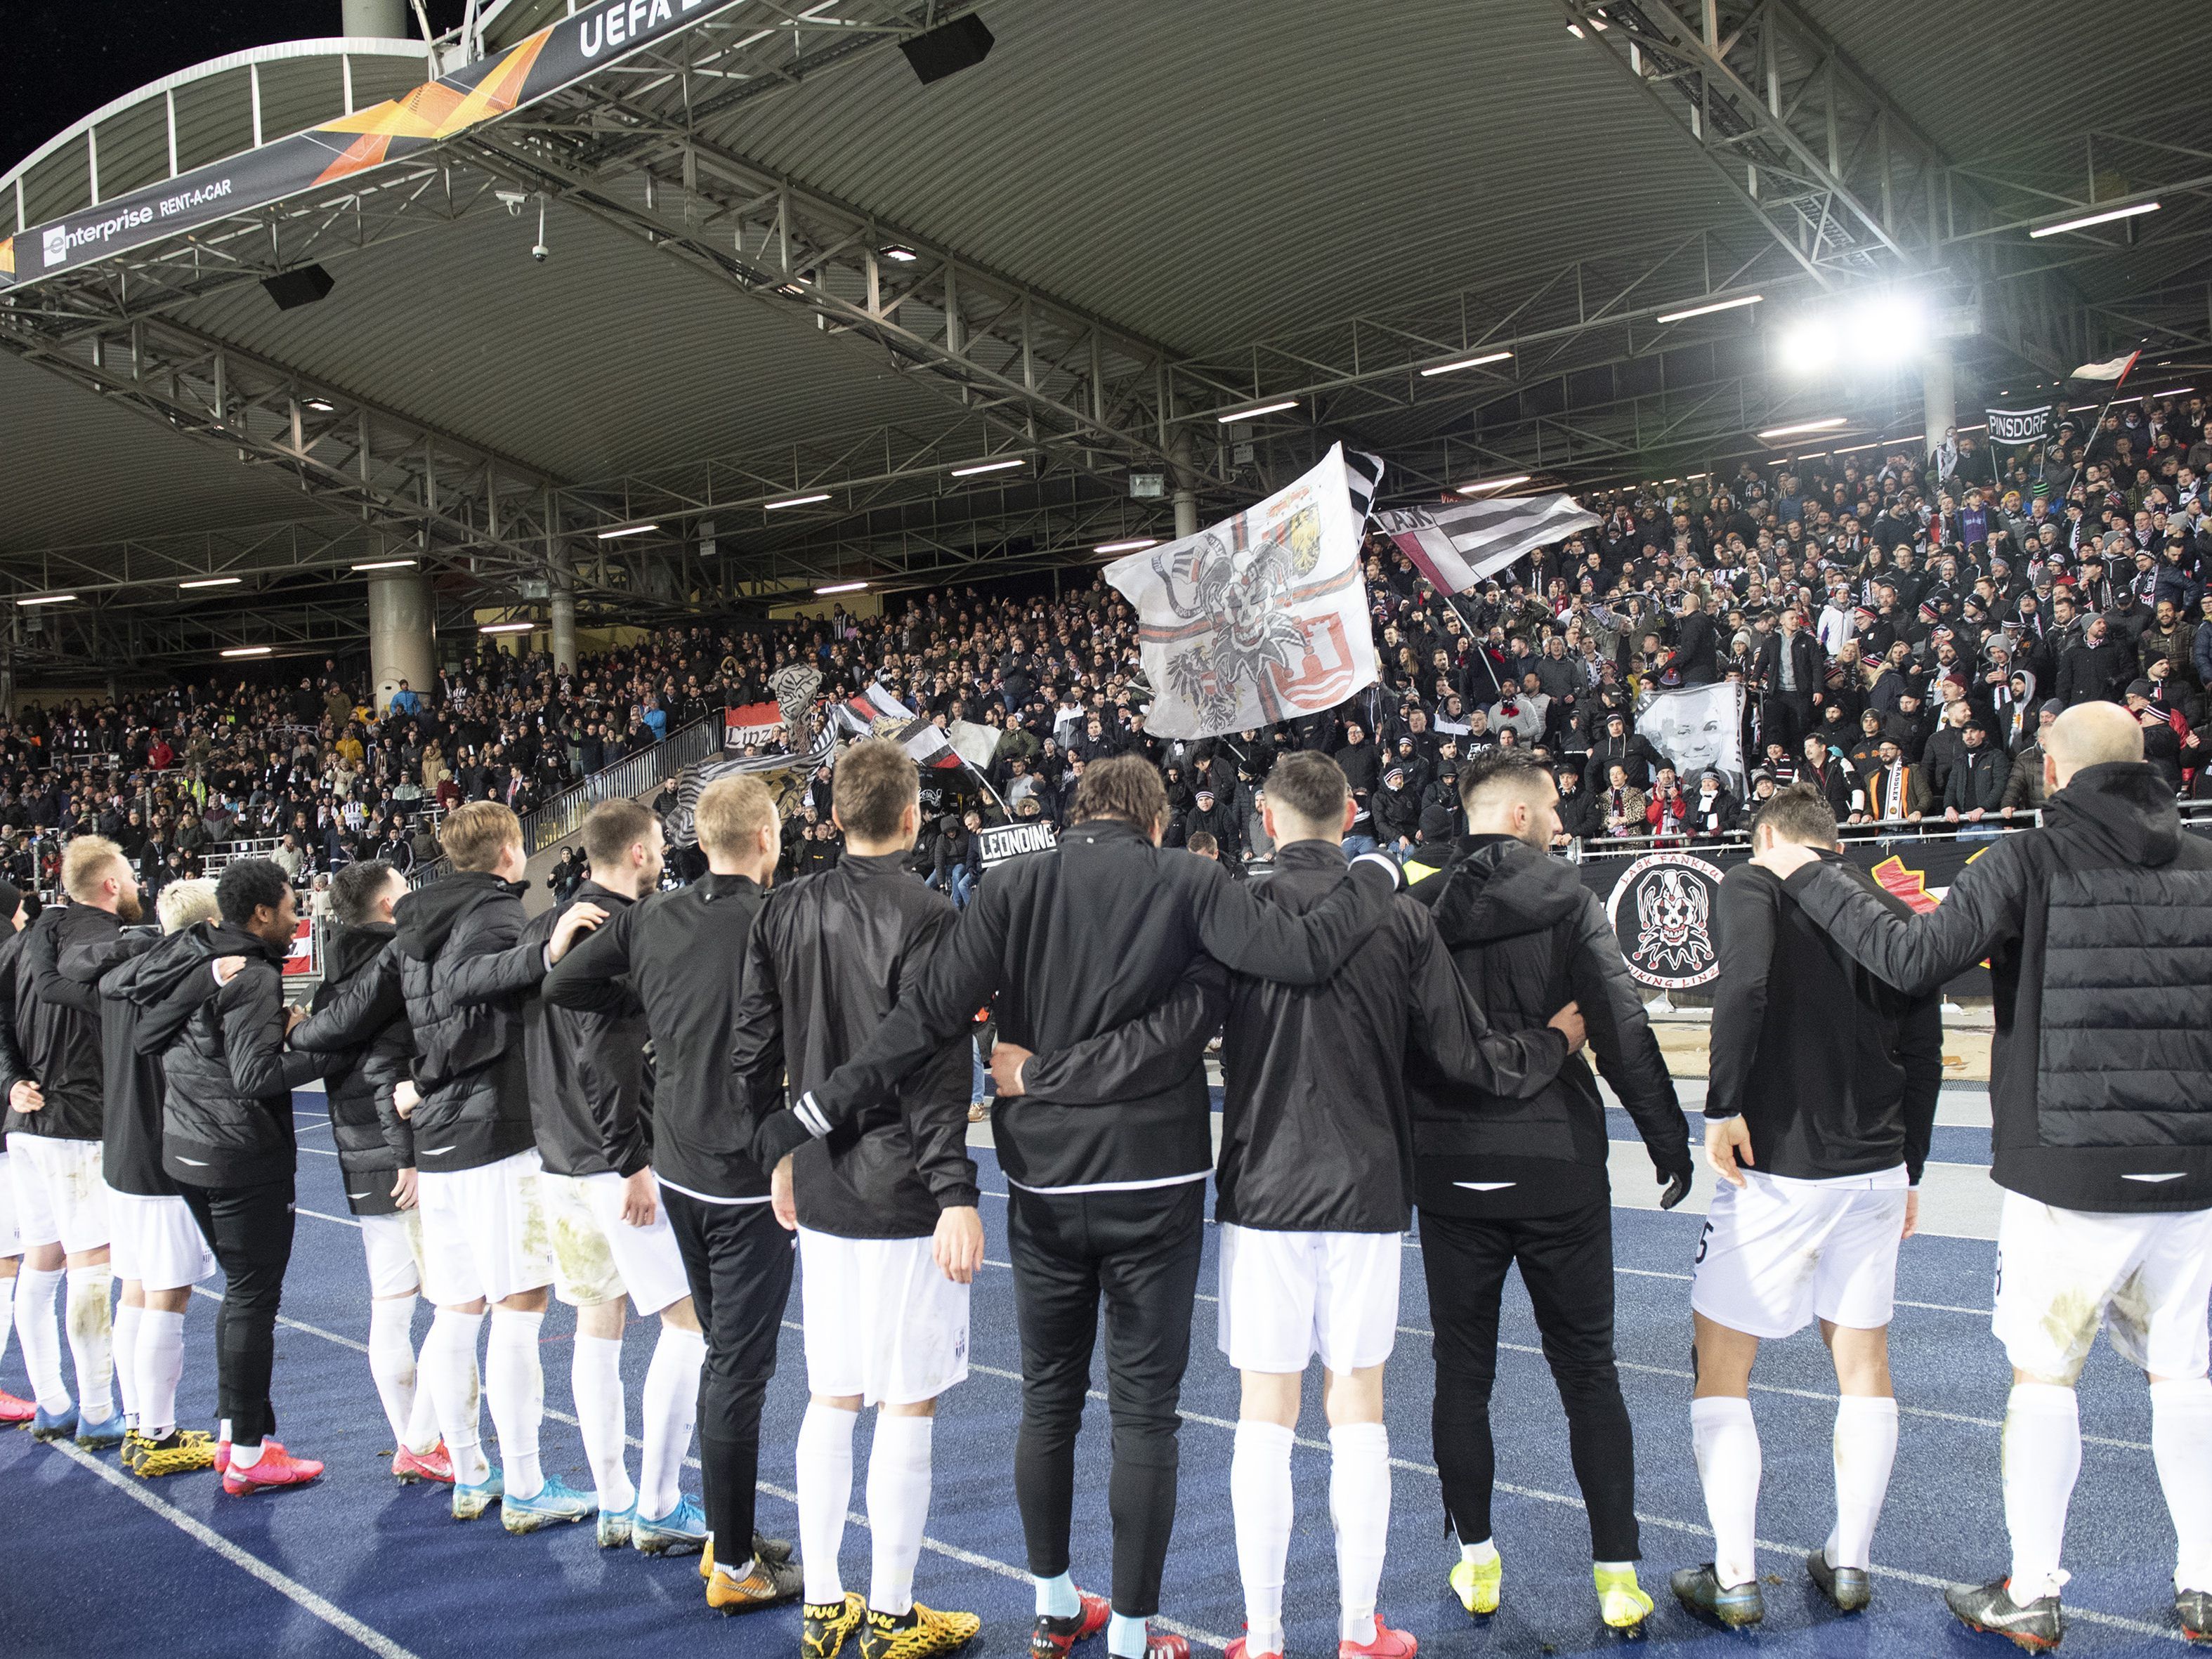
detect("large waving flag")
[1375,493,1599,593]
[1106,445,1375,740]
[664,728,835,846]
[2070,350,2140,385]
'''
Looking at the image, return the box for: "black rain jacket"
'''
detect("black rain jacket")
[288,921,416,1215]
[520,881,648,1180]
[8,904,124,1141]
[59,926,168,1195]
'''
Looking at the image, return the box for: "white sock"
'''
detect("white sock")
[137,1310,185,1440]
[14,1265,65,1412]
[112,1300,142,1424]
[1460,1538,1500,1566]
[367,1297,421,1449]
[1108,1613,1151,1658]
[2151,1377,2212,1594]
[1827,1395,1899,1571]
[797,1401,858,1606]
[572,1334,636,1514]
[640,1323,704,1521]
[1691,1396,1761,1589]
[424,1308,489,1483]
[63,1265,114,1424]
[1035,1572,1081,1620]
[1231,1420,1295,1654]
[232,1438,267,1469]
[1330,1421,1391,1646]
[485,1307,547,1501]
[2002,1383,2080,1604]
[868,1414,934,1617]
[0,1270,15,1371]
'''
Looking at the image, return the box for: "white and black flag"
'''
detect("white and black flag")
[1986,406,2050,447]
[1344,450,1387,529]
[664,728,836,846]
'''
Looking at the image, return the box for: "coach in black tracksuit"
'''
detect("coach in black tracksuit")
[1410,754,1694,1573]
[128,860,322,1456]
[755,754,1402,1651]
[543,776,797,1596]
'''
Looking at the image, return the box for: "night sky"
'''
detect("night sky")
[2,1,471,177]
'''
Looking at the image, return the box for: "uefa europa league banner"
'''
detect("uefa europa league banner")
[0,0,742,291]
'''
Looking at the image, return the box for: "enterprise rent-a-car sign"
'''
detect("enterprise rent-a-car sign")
[0,0,742,291]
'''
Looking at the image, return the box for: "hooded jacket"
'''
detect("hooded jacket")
[732,852,975,1238]
[127,922,320,1189]
[287,920,415,1214]
[1786,761,2212,1211]
[1411,835,1691,1218]
[391,870,544,1174]
[8,903,125,1141]
[59,926,169,1195]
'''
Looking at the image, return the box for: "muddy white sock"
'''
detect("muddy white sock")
[867,1414,934,1617]
[2002,1383,2079,1604]
[13,1265,66,1413]
[63,1265,114,1425]
[367,1296,421,1448]
[1691,1396,1761,1589]
[424,1308,488,1483]
[1828,1395,1898,1571]
[485,1307,546,1500]
[639,1323,702,1521]
[571,1332,635,1514]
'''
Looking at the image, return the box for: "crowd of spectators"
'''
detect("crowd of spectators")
[7,386,2207,907]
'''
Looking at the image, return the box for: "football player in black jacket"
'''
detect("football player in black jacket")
[1753,703,2212,1648]
[66,877,223,1479]
[1677,783,1940,1629]
[768,754,1404,1659]
[0,879,30,1428]
[1411,754,1694,1637]
[735,740,983,1659]
[521,801,707,1556]
[287,860,449,1486]
[5,835,141,1448]
[544,772,802,1615]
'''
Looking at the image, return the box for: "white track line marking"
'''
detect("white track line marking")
[41,1438,424,1659]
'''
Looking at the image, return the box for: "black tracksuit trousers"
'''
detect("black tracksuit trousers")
[1007,1180,1205,1618]
[178,1176,295,1447]
[662,1188,794,1561]
[1419,1199,1642,1562]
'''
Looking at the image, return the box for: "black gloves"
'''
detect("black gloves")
[1656,1156,1695,1211]
[752,1108,814,1173]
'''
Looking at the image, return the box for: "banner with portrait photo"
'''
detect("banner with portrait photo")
[1637,681,1746,793]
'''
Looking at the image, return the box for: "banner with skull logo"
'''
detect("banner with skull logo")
[1105,445,1377,740]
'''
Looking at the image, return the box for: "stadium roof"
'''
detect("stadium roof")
[0,0,2206,677]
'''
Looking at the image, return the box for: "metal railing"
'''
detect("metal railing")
[1565,814,2046,863]
[409,712,721,887]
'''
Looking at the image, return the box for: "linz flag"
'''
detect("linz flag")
[1375,493,1600,594]
[1106,445,1375,740]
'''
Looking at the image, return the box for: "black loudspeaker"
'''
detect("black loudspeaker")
[900,13,994,85]
[261,264,335,310]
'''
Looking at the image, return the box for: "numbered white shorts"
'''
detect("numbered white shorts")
[543,1169,694,1316]
[1216,1224,1403,1375]
[8,1136,110,1255]
[417,1149,556,1307]
[798,1227,970,1408]
[1992,1191,2212,1382]
[105,1188,216,1292]
[1690,1167,1909,1339]
[360,1210,428,1300]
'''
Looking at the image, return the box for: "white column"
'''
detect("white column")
[1170,430,1199,539]
[1921,345,1957,454]
[341,0,410,37]
[367,569,436,712]
[549,589,577,676]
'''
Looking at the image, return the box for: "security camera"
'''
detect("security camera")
[496,190,528,217]
[530,199,549,263]
[531,242,549,262]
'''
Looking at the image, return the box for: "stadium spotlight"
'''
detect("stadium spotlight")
[1094,538,1160,555]
[351,558,419,572]
[178,577,242,589]
[480,621,536,635]
[1420,351,1512,378]
[596,523,657,539]
[764,493,832,510]
[1779,290,1928,374]
[221,645,273,658]
[15,594,74,606]
[1217,400,1298,423]
[1758,417,1847,439]
[950,459,1025,477]
[816,581,870,595]
[1455,475,1531,494]
[2030,200,2159,238]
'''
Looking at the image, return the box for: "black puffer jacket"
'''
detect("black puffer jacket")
[1411,834,1690,1218]
[734,853,974,1238]
[1786,760,2212,1211]
[59,926,169,1195]
[288,921,414,1215]
[391,871,542,1174]
[9,904,124,1141]
[127,922,320,1189]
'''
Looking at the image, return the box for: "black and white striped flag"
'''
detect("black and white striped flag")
[1375,492,1599,594]
[664,728,836,846]
[1344,450,1387,529]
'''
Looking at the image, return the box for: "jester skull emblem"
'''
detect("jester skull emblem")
[1154,512,1318,728]
[1634,868,1714,976]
